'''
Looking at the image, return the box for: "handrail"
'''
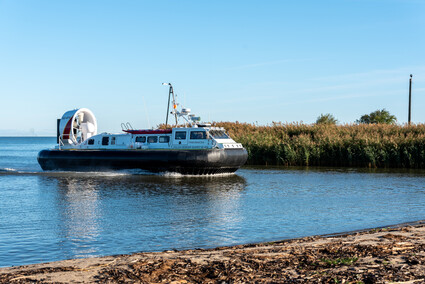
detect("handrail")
[58,136,64,150]
[121,122,134,131]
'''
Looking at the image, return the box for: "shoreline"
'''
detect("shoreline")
[1,220,425,283]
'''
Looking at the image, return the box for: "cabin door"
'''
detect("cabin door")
[173,130,188,146]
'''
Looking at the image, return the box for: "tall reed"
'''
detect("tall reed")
[213,122,425,168]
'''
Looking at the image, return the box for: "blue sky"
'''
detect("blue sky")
[0,0,424,135]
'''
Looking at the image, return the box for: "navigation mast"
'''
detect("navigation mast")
[162,83,178,127]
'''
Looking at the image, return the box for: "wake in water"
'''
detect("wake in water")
[0,168,152,177]
[0,167,236,178]
[0,168,17,172]
[163,171,235,178]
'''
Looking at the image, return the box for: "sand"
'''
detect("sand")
[1,220,425,283]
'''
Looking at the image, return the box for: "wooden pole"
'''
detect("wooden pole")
[408,74,412,125]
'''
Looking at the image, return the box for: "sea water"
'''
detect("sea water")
[1,137,425,267]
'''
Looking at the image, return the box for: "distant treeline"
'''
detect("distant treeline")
[213,122,425,168]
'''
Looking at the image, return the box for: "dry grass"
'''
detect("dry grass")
[213,122,425,168]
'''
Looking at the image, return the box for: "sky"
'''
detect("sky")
[0,0,424,136]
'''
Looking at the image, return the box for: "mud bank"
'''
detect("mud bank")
[1,221,425,283]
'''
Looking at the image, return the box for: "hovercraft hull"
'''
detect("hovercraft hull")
[37,148,248,175]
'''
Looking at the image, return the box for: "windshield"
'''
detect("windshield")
[209,130,229,139]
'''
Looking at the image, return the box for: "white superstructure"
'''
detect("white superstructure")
[56,107,242,151]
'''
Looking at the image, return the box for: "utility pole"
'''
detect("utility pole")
[408,74,412,125]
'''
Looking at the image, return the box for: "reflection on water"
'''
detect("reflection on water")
[2,167,425,267]
[34,173,247,262]
[56,178,101,258]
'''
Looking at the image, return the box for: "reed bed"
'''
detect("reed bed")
[213,122,425,168]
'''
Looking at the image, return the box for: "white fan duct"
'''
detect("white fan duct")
[59,108,97,145]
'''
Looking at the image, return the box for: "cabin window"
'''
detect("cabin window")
[190,131,207,140]
[147,136,158,143]
[87,139,95,145]
[209,130,229,139]
[111,137,116,145]
[175,131,187,140]
[102,137,109,145]
[159,136,170,143]
[135,136,146,143]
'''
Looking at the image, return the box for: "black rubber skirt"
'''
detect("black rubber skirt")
[37,148,248,175]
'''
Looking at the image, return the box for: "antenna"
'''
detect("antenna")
[142,96,151,129]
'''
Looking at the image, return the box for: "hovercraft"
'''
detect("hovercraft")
[37,84,248,174]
